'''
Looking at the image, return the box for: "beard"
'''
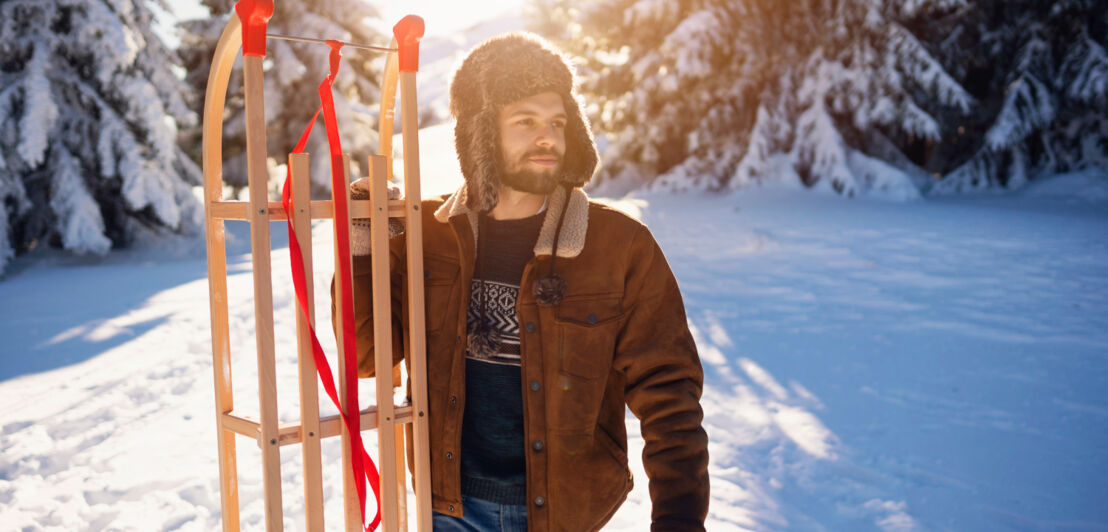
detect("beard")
[500,149,562,195]
[500,168,559,195]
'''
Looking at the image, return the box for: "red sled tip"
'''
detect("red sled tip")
[235,0,274,58]
[393,15,425,73]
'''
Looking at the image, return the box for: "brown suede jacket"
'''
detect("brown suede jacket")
[334,186,709,531]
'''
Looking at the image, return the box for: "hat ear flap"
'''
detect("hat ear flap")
[464,108,501,212]
[560,95,598,187]
[455,118,479,210]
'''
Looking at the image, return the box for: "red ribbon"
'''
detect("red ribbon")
[280,41,382,532]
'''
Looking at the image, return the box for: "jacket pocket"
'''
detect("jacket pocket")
[595,423,628,466]
[553,296,624,380]
[548,429,633,532]
[423,254,459,334]
[548,296,624,433]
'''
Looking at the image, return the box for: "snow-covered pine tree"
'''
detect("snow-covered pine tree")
[0,0,202,275]
[529,0,973,198]
[179,0,386,197]
[929,0,1108,193]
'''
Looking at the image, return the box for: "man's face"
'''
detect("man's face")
[497,91,567,195]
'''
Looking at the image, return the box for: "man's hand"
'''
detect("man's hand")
[349,178,406,255]
[349,177,403,204]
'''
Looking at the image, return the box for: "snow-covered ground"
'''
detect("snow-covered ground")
[1,119,1106,531]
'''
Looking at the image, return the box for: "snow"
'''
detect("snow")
[16,47,58,169]
[0,0,201,273]
[50,148,112,256]
[1021,167,1108,204]
[984,73,1056,151]
[3,121,1108,530]
[1062,37,1108,105]
[575,0,982,195]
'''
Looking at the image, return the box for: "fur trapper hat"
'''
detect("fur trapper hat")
[450,32,598,212]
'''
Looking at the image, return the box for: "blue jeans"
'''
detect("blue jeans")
[432,496,527,531]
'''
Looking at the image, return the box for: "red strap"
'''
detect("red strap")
[280,41,382,531]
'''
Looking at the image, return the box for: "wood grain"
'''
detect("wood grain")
[291,153,325,531]
[201,15,243,532]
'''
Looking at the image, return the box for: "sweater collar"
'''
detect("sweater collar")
[433,184,589,258]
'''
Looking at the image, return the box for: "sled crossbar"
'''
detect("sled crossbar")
[221,406,416,447]
[201,7,430,532]
[207,199,406,221]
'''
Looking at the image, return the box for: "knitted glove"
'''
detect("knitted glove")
[350,178,405,256]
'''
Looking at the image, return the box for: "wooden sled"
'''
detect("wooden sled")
[200,3,430,530]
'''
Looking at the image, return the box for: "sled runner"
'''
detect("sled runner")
[200,1,430,530]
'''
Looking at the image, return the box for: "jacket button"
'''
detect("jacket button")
[450,396,457,405]
[587,313,598,324]
[446,452,454,460]
[530,381,540,391]
[424,270,430,279]
[532,440,543,452]
[533,496,545,507]
[525,322,536,332]
[448,505,455,512]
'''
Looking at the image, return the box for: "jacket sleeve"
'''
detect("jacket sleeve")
[614,224,710,531]
[331,234,407,379]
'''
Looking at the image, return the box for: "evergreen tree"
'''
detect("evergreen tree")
[928,0,1108,193]
[0,0,201,275]
[178,0,386,197]
[530,0,973,198]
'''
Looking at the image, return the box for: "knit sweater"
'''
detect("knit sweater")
[460,210,544,505]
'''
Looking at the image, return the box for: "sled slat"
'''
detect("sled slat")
[244,53,284,532]
[400,69,434,532]
[243,52,283,527]
[370,154,400,531]
[331,155,362,532]
[290,153,325,532]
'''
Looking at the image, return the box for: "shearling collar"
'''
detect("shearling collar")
[433,185,589,259]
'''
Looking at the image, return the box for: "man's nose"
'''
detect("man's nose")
[535,124,558,147]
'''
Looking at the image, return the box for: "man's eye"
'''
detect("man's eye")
[517,118,534,126]
[553,121,566,129]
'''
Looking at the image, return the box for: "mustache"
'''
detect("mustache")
[521,148,561,161]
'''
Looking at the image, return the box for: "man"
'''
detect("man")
[337,32,709,531]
